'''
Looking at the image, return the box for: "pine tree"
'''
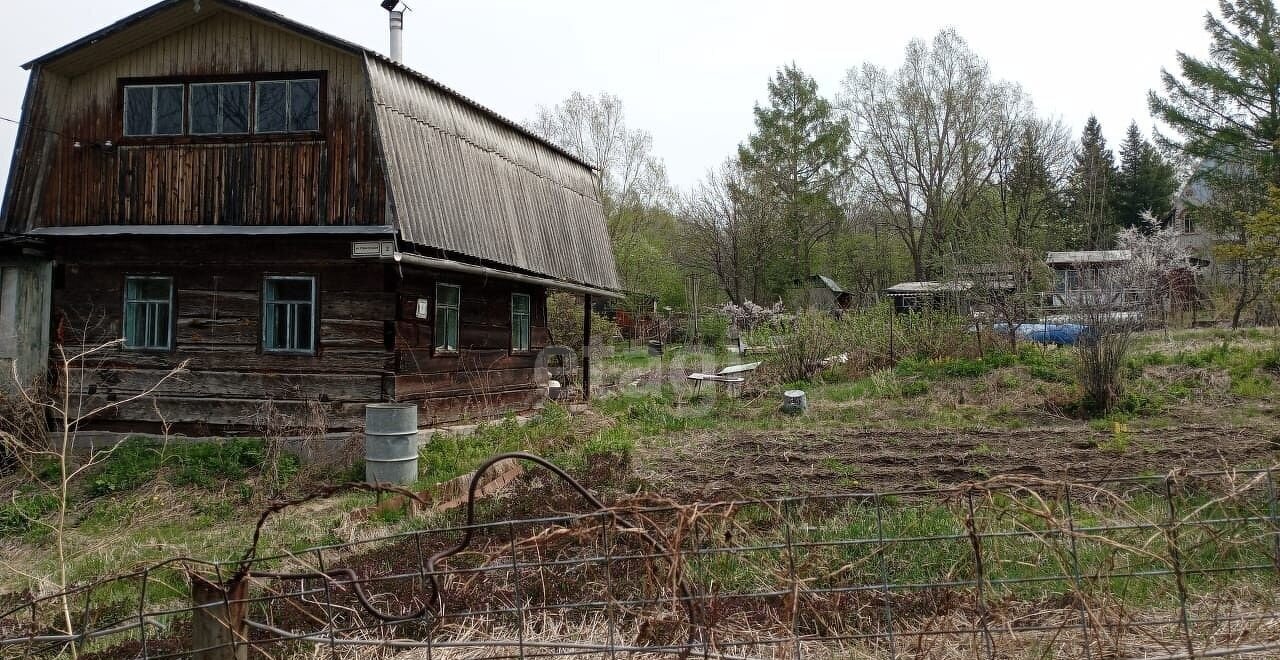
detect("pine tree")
[1115,122,1177,228]
[1149,0,1280,326]
[1065,116,1119,249]
[738,64,851,286]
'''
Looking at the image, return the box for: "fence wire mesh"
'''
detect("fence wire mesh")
[3,467,1280,659]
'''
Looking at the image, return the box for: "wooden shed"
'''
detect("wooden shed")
[0,0,621,435]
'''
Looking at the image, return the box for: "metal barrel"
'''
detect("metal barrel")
[364,403,419,485]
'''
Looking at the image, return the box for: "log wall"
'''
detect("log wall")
[393,268,550,426]
[51,237,393,434]
[49,238,550,433]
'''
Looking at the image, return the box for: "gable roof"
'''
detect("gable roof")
[15,0,619,291]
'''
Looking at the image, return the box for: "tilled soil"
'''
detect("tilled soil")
[634,424,1280,499]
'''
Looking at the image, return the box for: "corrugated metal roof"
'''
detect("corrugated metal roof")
[1045,250,1131,265]
[367,56,619,290]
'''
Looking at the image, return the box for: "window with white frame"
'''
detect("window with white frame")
[263,276,316,354]
[511,293,531,352]
[123,276,174,350]
[123,85,184,136]
[255,79,321,133]
[189,82,250,135]
[434,283,460,353]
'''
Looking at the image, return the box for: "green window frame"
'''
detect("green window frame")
[435,283,461,353]
[262,276,317,354]
[511,293,531,353]
[123,276,174,351]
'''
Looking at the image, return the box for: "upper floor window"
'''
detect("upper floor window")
[120,76,321,138]
[256,79,320,133]
[190,82,250,135]
[123,276,174,351]
[124,84,184,136]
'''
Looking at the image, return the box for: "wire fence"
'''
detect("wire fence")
[3,462,1280,659]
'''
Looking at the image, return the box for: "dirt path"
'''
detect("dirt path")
[634,424,1280,499]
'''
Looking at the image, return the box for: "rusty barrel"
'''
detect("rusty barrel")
[364,403,419,485]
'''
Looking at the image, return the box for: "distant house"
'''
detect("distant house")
[788,275,853,312]
[883,281,973,315]
[1044,250,1138,311]
[0,0,620,434]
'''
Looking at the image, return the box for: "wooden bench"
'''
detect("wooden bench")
[686,361,761,394]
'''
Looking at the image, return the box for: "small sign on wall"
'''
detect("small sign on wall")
[415,298,430,319]
[351,240,395,258]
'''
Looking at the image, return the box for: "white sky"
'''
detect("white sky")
[0,0,1213,194]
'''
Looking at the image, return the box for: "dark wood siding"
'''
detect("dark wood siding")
[9,10,385,230]
[51,237,394,434]
[392,268,549,426]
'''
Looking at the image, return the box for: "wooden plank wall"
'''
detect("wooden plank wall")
[51,238,394,434]
[393,268,550,426]
[14,10,384,229]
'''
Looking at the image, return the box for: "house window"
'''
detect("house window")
[123,276,174,350]
[123,84,184,136]
[434,284,460,353]
[189,82,250,135]
[255,79,321,133]
[511,293,531,352]
[263,276,316,354]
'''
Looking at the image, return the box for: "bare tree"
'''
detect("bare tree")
[0,333,186,658]
[679,159,778,304]
[841,29,1030,280]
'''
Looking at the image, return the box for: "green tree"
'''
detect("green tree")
[738,64,852,287]
[1065,116,1119,249]
[1115,122,1178,227]
[842,30,1030,279]
[1149,0,1280,326]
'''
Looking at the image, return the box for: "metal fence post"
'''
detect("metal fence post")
[190,574,247,660]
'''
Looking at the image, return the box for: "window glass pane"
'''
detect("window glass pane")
[513,294,530,314]
[267,278,313,302]
[127,277,170,301]
[154,86,184,135]
[123,87,155,136]
[189,84,219,135]
[289,80,320,131]
[222,83,249,133]
[437,284,460,307]
[255,81,287,133]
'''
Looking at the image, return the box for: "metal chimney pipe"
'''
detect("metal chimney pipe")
[389,10,404,63]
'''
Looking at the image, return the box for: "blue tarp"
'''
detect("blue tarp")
[993,322,1090,346]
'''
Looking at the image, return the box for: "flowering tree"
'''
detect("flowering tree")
[719,300,784,332]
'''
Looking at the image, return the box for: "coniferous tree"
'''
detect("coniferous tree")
[738,64,852,287]
[1115,122,1178,227]
[1065,116,1119,249]
[1149,0,1280,326]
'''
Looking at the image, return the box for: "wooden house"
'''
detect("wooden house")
[0,0,620,435]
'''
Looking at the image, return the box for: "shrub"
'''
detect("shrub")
[696,312,730,347]
[772,311,841,383]
[548,292,618,351]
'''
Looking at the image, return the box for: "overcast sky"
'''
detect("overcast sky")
[0,0,1214,194]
